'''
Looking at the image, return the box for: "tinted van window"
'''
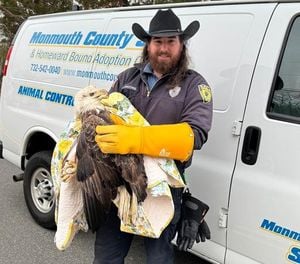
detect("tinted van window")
[269,16,300,122]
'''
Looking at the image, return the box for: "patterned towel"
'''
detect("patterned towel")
[51,90,185,250]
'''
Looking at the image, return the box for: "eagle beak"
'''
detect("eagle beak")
[100,97,110,106]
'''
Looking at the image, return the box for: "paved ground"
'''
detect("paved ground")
[0,158,208,264]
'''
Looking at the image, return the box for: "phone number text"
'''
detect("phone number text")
[30,64,61,75]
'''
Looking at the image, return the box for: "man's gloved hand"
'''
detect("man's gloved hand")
[95,122,194,161]
[177,218,199,251]
[176,189,210,251]
[196,220,211,243]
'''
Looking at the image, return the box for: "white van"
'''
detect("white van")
[1,0,300,263]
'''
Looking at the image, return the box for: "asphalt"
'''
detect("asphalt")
[0,158,206,264]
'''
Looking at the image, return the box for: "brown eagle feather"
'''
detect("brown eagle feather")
[74,87,147,232]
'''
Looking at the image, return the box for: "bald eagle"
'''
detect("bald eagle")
[73,86,148,232]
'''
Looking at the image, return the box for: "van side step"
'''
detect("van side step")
[0,141,3,159]
[13,173,24,182]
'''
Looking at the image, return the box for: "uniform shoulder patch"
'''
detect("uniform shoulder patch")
[198,84,212,103]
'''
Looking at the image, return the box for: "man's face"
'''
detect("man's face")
[147,36,183,76]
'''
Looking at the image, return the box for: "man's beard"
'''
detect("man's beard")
[149,51,181,75]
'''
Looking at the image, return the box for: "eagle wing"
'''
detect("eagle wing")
[76,108,148,232]
[76,109,122,232]
[113,154,147,203]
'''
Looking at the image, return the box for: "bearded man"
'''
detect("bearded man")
[94,8,213,264]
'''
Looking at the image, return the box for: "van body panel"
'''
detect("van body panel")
[228,3,300,264]
[225,249,264,264]
[184,3,276,263]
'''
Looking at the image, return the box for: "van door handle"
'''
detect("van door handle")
[241,126,261,165]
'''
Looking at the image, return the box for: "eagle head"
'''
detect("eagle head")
[74,86,109,118]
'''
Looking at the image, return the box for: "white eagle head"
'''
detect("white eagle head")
[74,86,109,118]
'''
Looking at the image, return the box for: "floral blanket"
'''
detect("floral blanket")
[51,91,185,250]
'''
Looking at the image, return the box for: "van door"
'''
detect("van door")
[177,3,276,264]
[227,4,300,264]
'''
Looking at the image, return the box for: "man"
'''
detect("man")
[94,8,213,264]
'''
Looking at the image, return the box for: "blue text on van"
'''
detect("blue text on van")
[17,85,74,106]
[260,219,300,242]
[288,246,300,263]
[29,31,142,49]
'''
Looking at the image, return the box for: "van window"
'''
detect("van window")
[268,16,300,122]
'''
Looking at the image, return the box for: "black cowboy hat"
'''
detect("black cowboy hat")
[132,9,200,42]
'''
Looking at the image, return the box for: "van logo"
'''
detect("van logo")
[288,246,300,264]
[169,86,181,98]
[260,219,300,264]
[29,31,136,49]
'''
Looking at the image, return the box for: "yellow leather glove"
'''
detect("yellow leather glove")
[95,123,194,162]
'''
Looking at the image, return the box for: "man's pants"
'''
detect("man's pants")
[93,188,183,264]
